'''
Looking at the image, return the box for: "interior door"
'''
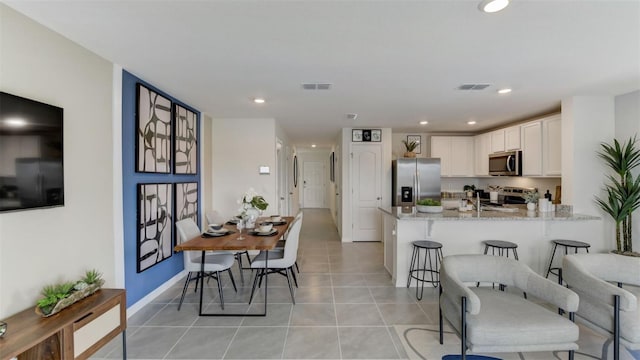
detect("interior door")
[302,161,326,208]
[351,144,382,242]
[276,139,288,215]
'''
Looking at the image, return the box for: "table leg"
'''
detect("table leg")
[264,250,269,315]
[199,250,205,316]
[122,329,127,359]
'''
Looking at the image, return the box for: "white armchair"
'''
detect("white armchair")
[439,254,579,359]
[563,253,640,360]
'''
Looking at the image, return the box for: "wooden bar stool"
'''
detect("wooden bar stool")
[406,240,443,300]
[545,239,590,284]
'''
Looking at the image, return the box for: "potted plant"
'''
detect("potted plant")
[402,139,419,158]
[463,184,476,198]
[416,198,443,213]
[524,191,539,211]
[35,269,104,317]
[595,136,640,256]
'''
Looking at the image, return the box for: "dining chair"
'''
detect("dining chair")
[275,211,303,274]
[205,210,252,284]
[175,218,237,310]
[248,216,302,304]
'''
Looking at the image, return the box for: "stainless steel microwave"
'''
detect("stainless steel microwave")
[489,150,522,176]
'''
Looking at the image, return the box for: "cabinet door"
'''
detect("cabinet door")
[543,116,562,176]
[450,137,474,176]
[505,126,521,150]
[474,133,491,176]
[521,121,542,176]
[430,136,450,176]
[490,130,505,153]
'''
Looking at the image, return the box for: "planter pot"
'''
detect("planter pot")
[35,281,104,317]
[404,151,416,158]
[527,202,536,211]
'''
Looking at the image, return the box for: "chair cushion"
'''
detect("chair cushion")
[188,253,235,272]
[442,288,578,351]
[575,287,640,345]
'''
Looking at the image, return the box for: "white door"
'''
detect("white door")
[303,161,326,208]
[276,139,288,216]
[351,144,382,242]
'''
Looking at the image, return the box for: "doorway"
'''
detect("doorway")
[351,143,382,242]
[302,161,326,208]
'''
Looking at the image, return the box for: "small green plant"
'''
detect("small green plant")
[37,281,76,315]
[35,270,104,316]
[417,198,441,206]
[402,139,419,152]
[82,269,102,285]
[463,184,476,192]
[524,191,539,204]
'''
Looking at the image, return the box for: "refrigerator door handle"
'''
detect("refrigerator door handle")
[416,169,420,204]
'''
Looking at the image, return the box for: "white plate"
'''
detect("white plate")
[205,229,229,235]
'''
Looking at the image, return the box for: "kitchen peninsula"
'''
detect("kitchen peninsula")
[380,206,602,287]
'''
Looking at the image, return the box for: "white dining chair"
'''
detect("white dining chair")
[248,217,302,304]
[175,218,237,310]
[205,210,252,284]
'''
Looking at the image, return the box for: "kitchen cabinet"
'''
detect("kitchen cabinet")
[521,121,543,176]
[505,125,521,150]
[431,136,474,177]
[542,115,562,176]
[490,129,505,153]
[474,132,491,176]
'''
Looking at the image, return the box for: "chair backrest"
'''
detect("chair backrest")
[565,253,640,286]
[205,210,221,226]
[175,218,201,264]
[281,217,302,267]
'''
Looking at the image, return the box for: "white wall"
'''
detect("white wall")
[0,4,116,317]
[211,118,277,219]
[201,113,214,224]
[615,90,640,251]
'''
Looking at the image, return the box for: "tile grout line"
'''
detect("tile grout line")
[329,265,344,360]
[368,285,404,360]
[160,309,200,360]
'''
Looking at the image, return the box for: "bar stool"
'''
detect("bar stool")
[545,239,590,284]
[406,240,443,300]
[478,240,521,295]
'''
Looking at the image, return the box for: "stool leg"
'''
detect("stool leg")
[545,243,559,278]
[407,246,417,288]
[416,248,423,300]
[513,248,519,260]
[477,245,489,287]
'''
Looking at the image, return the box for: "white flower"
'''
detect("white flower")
[244,188,258,202]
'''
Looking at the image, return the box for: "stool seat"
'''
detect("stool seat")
[552,239,590,248]
[483,240,518,249]
[413,240,443,249]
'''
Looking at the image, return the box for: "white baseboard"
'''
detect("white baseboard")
[126,270,187,318]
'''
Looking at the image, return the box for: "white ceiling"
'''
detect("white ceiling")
[5,1,640,148]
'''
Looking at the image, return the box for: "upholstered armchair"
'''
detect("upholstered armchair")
[563,253,640,360]
[439,254,579,360]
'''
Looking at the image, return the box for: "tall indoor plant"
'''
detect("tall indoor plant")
[595,136,640,255]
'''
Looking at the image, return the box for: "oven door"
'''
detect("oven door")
[489,151,521,176]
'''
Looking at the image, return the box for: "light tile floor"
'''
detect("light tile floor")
[91,209,629,359]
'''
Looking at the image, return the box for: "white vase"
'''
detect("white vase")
[527,202,536,211]
[245,207,260,228]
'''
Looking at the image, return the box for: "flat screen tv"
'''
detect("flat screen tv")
[0,92,64,212]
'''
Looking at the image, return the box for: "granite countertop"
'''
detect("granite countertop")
[378,206,600,221]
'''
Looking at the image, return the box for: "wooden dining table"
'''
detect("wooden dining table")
[174,216,294,316]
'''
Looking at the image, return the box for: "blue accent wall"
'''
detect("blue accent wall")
[122,70,200,306]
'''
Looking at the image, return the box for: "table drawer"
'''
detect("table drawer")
[73,303,120,357]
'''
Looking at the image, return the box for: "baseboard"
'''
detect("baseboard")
[125,270,187,318]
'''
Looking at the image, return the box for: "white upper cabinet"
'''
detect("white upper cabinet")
[431,136,474,177]
[474,133,491,176]
[490,129,505,153]
[542,115,562,176]
[505,125,521,150]
[521,121,543,176]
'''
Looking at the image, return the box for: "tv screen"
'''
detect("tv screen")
[0,92,64,212]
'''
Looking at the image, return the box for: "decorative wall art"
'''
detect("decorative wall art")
[136,84,172,173]
[293,155,299,187]
[137,183,173,272]
[175,182,198,227]
[352,129,382,142]
[330,152,335,182]
[174,104,198,174]
[407,135,422,154]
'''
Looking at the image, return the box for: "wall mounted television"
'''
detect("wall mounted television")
[0,92,64,212]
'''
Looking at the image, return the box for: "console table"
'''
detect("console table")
[0,288,126,360]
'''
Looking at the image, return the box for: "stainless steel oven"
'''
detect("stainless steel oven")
[489,150,522,176]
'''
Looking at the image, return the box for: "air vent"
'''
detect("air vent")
[346,113,358,120]
[302,83,332,90]
[458,84,491,90]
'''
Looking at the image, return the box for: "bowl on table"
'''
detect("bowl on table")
[270,215,282,222]
[208,224,224,232]
[257,223,273,233]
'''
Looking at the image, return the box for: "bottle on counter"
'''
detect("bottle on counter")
[544,190,552,201]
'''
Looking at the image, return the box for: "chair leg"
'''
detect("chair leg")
[461,296,467,360]
[237,254,245,285]
[290,265,299,287]
[227,268,237,292]
[438,285,444,345]
[295,261,300,273]
[248,268,262,304]
[614,295,620,360]
[178,272,193,311]
[286,267,296,304]
[216,271,225,310]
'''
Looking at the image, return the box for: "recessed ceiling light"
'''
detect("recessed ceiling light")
[253,98,265,104]
[467,121,477,125]
[419,121,428,125]
[478,0,509,13]
[5,118,27,127]
[498,88,512,94]
[311,144,316,148]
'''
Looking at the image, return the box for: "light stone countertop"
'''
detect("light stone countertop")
[379,206,599,221]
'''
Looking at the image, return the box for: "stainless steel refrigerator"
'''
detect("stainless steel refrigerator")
[392,158,441,206]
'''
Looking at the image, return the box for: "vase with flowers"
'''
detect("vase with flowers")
[238,188,269,228]
[524,191,539,211]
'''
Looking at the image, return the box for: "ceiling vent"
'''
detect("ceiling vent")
[346,113,358,120]
[302,83,332,90]
[458,84,491,90]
